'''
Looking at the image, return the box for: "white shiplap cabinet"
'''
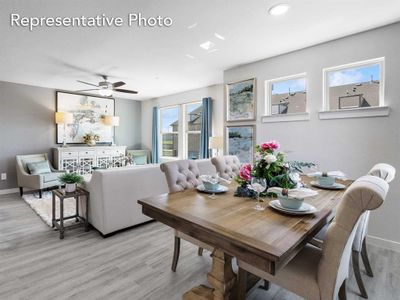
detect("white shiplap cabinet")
[53,146,127,174]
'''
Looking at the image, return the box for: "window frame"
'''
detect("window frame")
[183,101,202,160]
[322,57,385,112]
[263,73,309,123]
[160,105,180,159]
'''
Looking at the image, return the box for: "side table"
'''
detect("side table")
[52,187,90,239]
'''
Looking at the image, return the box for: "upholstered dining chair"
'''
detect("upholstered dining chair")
[160,159,213,272]
[211,155,241,180]
[237,175,389,300]
[311,163,395,298]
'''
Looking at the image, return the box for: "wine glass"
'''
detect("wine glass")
[249,178,267,211]
[208,173,219,199]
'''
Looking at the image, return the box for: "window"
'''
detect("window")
[323,58,384,111]
[263,73,309,122]
[159,102,203,160]
[185,102,202,160]
[160,106,179,158]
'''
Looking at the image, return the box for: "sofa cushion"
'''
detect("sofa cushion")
[42,172,60,183]
[27,160,51,175]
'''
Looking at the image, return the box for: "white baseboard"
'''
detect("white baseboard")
[367,235,400,253]
[0,188,19,195]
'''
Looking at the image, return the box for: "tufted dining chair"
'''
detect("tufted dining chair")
[211,155,241,180]
[160,160,213,272]
[237,175,389,300]
[311,163,395,298]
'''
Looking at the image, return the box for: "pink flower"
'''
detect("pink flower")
[239,164,252,181]
[261,140,280,151]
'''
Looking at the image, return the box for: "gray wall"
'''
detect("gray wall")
[224,22,400,245]
[0,81,142,190]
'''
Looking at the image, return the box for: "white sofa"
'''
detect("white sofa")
[83,159,216,236]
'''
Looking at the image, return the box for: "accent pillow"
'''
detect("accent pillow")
[134,154,147,165]
[26,160,51,175]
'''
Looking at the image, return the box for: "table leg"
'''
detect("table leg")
[52,193,55,228]
[183,248,236,300]
[85,194,89,232]
[75,196,79,222]
[60,198,64,239]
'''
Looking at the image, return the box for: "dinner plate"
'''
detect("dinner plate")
[197,184,228,194]
[310,181,346,190]
[269,200,317,215]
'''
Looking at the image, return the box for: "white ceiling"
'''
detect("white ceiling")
[1,0,400,100]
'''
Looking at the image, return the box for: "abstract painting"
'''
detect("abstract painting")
[56,92,114,144]
[226,78,256,121]
[226,125,255,163]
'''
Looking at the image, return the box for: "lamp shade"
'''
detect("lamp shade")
[209,136,223,149]
[103,115,120,126]
[55,112,73,124]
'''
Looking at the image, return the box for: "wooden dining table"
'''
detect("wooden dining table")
[138,177,352,300]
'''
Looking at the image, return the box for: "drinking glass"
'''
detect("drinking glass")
[249,178,267,211]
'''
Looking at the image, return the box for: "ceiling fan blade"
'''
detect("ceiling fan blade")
[114,88,138,94]
[76,89,100,92]
[77,80,99,87]
[112,81,126,88]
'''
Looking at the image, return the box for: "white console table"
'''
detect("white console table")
[53,146,127,175]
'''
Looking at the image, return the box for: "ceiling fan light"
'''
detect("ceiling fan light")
[99,88,113,97]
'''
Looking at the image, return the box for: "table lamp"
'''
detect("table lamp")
[209,136,223,157]
[55,112,73,147]
[103,115,120,146]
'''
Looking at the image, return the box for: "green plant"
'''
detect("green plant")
[59,172,84,184]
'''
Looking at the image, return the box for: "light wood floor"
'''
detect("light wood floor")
[0,193,399,300]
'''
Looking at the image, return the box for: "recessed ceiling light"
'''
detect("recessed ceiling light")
[200,41,215,50]
[214,33,225,40]
[268,3,290,16]
[185,54,195,59]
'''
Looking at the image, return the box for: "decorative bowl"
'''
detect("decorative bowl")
[203,182,219,191]
[278,195,304,210]
[317,176,336,186]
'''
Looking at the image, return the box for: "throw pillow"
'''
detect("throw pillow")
[134,154,147,165]
[26,160,51,175]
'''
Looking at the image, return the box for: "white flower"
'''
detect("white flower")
[265,154,277,164]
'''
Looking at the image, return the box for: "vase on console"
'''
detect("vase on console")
[83,133,100,147]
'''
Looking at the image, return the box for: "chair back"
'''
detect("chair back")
[352,163,396,252]
[160,160,202,192]
[317,175,389,299]
[16,153,49,173]
[211,155,241,180]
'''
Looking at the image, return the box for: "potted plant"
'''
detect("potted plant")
[59,172,84,193]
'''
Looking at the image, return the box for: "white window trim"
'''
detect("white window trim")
[320,57,386,119]
[263,72,309,123]
[183,101,202,160]
[160,105,180,160]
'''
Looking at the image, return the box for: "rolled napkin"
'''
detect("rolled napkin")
[267,187,318,199]
[307,171,347,180]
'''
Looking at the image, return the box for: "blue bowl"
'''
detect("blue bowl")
[278,195,304,210]
[318,176,336,186]
[203,182,219,191]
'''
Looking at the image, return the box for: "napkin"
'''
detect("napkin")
[267,187,318,199]
[307,171,347,180]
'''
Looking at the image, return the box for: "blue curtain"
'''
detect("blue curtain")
[151,106,160,163]
[199,97,212,159]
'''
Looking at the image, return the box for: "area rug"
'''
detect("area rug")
[22,191,78,227]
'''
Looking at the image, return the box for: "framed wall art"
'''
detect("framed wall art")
[56,91,115,144]
[226,125,255,163]
[226,78,256,122]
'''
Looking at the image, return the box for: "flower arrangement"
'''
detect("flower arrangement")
[234,140,314,197]
[83,133,100,146]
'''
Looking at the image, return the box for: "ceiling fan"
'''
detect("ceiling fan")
[77,75,138,97]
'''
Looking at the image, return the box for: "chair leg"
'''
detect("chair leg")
[352,250,368,299]
[361,237,374,277]
[39,189,42,199]
[259,280,270,291]
[19,187,23,196]
[198,247,204,256]
[237,267,248,300]
[171,236,180,272]
[339,279,347,300]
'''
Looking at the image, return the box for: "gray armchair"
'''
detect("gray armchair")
[16,154,64,198]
